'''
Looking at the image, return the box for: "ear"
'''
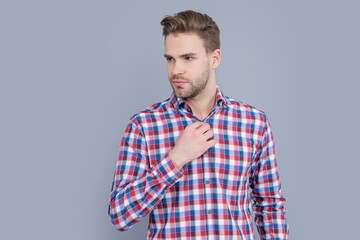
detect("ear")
[210,49,221,70]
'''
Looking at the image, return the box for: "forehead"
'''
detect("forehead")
[164,33,206,56]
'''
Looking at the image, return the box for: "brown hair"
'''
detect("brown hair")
[160,10,220,54]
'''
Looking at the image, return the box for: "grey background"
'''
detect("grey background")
[1,0,359,239]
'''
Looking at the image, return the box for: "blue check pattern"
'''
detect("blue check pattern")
[108,87,289,239]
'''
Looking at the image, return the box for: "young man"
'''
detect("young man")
[108,10,289,239]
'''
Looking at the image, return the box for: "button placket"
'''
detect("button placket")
[202,155,214,232]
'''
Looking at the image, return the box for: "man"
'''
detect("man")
[108,10,289,239]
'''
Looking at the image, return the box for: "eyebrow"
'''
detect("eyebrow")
[164,52,198,58]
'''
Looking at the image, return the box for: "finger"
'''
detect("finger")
[189,121,203,129]
[203,129,214,140]
[205,139,217,148]
[197,123,210,133]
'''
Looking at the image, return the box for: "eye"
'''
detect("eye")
[166,57,174,62]
[185,56,193,61]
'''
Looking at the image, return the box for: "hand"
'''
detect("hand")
[169,121,216,171]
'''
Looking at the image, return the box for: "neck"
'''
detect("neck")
[186,78,217,121]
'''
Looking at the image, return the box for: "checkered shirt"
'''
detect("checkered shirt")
[108,87,289,239]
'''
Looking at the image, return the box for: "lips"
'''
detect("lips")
[172,80,187,87]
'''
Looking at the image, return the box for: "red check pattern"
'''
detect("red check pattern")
[108,87,289,239]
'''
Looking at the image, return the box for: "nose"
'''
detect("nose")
[171,61,185,76]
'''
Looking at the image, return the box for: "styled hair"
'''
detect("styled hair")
[160,10,220,53]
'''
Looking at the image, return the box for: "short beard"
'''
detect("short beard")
[171,65,210,99]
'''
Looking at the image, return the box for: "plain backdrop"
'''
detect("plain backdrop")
[1,0,359,239]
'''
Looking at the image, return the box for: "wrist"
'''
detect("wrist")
[169,149,184,171]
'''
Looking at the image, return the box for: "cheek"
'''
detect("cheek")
[166,65,172,75]
[186,63,200,73]
[192,63,207,76]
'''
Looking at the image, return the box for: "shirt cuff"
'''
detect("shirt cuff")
[148,153,184,188]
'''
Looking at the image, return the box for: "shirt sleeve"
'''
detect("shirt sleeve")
[250,115,289,239]
[108,120,184,231]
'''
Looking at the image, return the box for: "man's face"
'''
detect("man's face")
[164,33,211,99]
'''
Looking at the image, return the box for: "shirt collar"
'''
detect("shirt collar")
[170,86,228,112]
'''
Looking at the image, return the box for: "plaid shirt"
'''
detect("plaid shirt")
[108,87,289,239]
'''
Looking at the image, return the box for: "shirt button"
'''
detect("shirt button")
[207,210,212,214]
[205,180,210,184]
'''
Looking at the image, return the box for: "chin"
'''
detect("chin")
[173,87,186,96]
[174,91,187,98]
